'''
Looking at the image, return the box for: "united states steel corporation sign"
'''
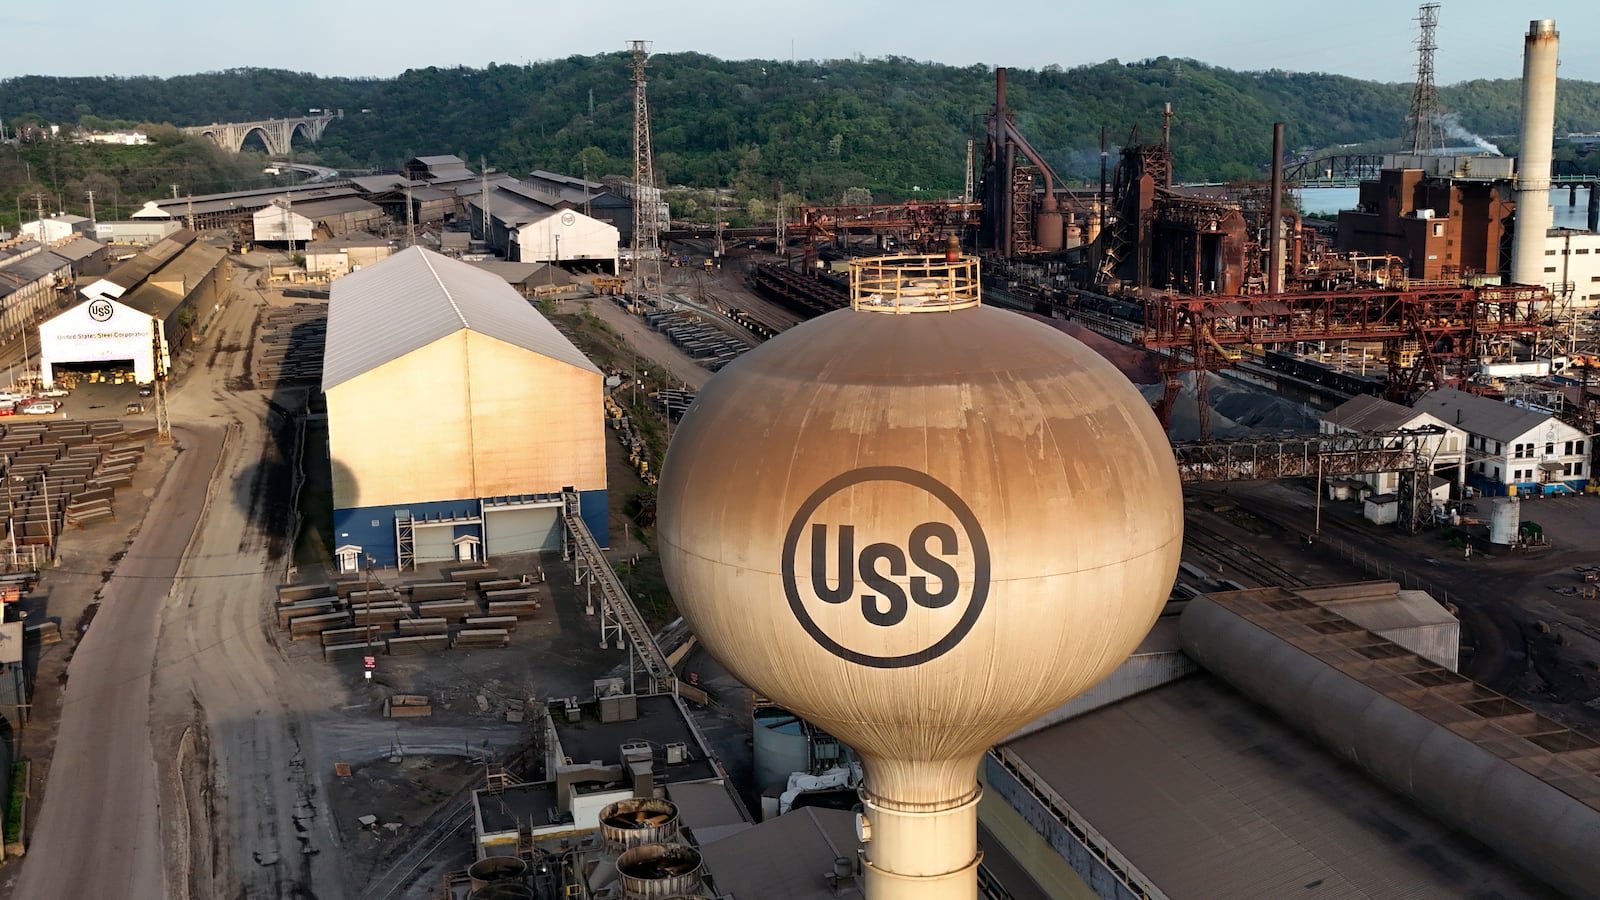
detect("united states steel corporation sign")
[781,466,990,669]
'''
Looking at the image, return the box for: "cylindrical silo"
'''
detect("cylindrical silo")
[466,856,527,890]
[1511,19,1559,287]
[658,253,1182,899]
[469,884,534,900]
[599,798,680,852]
[616,843,703,899]
[1489,496,1521,545]
[1034,195,1064,251]
[752,706,812,792]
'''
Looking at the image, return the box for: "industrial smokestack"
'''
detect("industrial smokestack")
[1511,19,1559,286]
[1269,123,1285,295]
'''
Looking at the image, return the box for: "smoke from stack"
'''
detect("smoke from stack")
[1510,19,1558,286]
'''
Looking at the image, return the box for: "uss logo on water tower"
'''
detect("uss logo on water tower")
[781,467,990,669]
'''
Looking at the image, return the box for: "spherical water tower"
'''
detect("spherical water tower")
[658,253,1183,898]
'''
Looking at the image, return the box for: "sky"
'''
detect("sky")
[4,0,1599,83]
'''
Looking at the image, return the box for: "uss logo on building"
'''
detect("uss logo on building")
[781,467,990,669]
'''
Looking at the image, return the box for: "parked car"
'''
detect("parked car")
[39,387,69,398]
[0,405,18,417]
[137,385,154,397]
[21,400,61,415]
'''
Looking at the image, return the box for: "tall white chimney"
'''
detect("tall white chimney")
[1511,19,1558,286]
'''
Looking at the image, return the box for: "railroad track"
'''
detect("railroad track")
[360,800,474,900]
[1183,520,1309,590]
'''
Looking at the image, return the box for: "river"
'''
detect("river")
[1297,185,1596,229]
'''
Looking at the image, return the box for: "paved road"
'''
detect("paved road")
[11,422,225,900]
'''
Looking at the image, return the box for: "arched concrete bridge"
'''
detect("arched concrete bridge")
[183,109,342,154]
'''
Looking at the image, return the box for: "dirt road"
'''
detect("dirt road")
[10,420,224,900]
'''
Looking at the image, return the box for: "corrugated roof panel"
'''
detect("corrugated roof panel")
[322,246,598,391]
[1003,673,1560,898]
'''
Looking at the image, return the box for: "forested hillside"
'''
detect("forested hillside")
[6,53,1600,213]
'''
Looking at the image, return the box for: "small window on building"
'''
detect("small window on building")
[1578,248,1591,254]
[1546,266,1559,273]
[1578,439,1586,455]
[1546,248,1558,255]
[1567,440,1576,455]
[1547,442,1555,456]
[1564,463,1573,476]
[1433,222,1444,237]
[1577,461,1586,476]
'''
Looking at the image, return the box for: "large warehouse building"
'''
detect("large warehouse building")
[39,229,226,386]
[322,246,607,570]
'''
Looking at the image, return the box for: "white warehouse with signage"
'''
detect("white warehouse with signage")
[38,230,226,387]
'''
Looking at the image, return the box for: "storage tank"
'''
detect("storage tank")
[1489,496,1521,545]
[658,252,1183,898]
[469,885,533,900]
[1034,195,1064,251]
[466,856,527,890]
[752,705,811,792]
[599,798,680,852]
[467,883,534,896]
[616,842,703,899]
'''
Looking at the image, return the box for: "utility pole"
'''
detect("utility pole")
[186,195,195,233]
[32,193,45,236]
[40,465,53,566]
[713,187,725,265]
[152,320,171,443]
[405,182,416,248]
[629,40,662,304]
[85,190,96,224]
[775,179,786,260]
[1406,3,1445,155]
[963,138,974,205]
[480,159,491,250]
[170,183,179,200]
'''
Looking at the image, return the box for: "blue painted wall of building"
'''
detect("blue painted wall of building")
[333,489,608,569]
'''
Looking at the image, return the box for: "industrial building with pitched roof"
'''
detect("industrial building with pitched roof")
[38,229,227,386]
[321,246,606,571]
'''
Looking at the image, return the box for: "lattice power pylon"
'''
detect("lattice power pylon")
[1406,3,1446,155]
[629,40,662,301]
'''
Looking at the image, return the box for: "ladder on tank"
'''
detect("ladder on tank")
[560,492,676,696]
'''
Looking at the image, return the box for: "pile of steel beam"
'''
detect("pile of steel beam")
[750,263,848,319]
[254,303,327,388]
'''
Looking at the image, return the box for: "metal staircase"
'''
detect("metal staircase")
[560,492,676,695]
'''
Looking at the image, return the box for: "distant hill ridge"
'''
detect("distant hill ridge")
[5,55,1600,193]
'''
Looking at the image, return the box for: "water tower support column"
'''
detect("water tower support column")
[859,780,981,897]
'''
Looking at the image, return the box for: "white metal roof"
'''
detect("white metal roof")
[321,246,600,391]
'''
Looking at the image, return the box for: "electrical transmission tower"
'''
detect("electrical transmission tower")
[1406,3,1446,155]
[629,40,662,303]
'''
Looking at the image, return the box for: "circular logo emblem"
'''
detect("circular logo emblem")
[781,466,990,669]
[87,299,114,322]
[560,211,576,226]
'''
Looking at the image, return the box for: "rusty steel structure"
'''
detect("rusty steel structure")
[1174,425,1446,530]
[1141,284,1548,437]
[800,201,979,270]
[979,67,1072,258]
